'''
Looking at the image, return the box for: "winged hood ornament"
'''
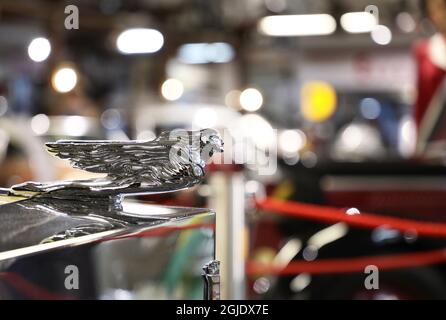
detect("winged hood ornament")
[8,128,223,203]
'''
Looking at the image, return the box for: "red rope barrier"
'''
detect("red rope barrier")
[246,248,446,275]
[256,198,446,239]
[251,198,446,274]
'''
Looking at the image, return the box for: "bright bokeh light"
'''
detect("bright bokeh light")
[240,88,263,112]
[300,81,337,122]
[396,12,416,33]
[27,37,51,62]
[308,223,348,249]
[116,28,164,54]
[245,180,262,195]
[100,109,122,130]
[398,115,416,158]
[332,122,385,160]
[225,90,242,110]
[193,107,218,128]
[371,25,392,45]
[161,78,184,101]
[239,114,274,150]
[274,239,302,267]
[253,277,271,295]
[258,14,336,37]
[340,12,377,33]
[51,67,78,93]
[63,116,88,136]
[178,42,235,64]
[279,129,306,154]
[360,97,381,120]
[31,114,50,135]
[290,273,311,292]
[346,207,360,215]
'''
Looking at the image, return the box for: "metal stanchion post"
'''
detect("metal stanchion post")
[209,171,245,300]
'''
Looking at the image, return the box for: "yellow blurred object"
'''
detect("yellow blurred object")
[301,81,337,122]
[252,247,277,265]
[272,180,294,200]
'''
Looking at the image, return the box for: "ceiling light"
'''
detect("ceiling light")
[178,42,235,64]
[340,12,377,33]
[28,37,51,62]
[116,28,164,54]
[258,14,336,37]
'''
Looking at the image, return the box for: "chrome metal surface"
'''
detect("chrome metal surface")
[0,198,215,299]
[0,197,212,260]
[210,172,245,299]
[0,128,221,299]
[8,128,223,201]
[202,260,221,300]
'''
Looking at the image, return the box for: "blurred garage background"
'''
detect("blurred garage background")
[2,0,446,300]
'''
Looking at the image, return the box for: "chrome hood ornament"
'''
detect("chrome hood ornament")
[7,128,223,203]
